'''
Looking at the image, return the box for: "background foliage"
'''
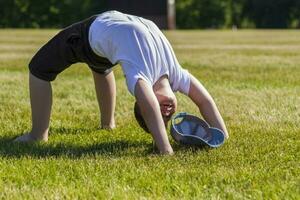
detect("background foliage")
[0,0,300,28]
[176,0,300,28]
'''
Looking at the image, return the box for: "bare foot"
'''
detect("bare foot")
[101,124,116,130]
[160,149,174,155]
[14,133,48,142]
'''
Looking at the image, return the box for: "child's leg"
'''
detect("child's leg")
[14,16,106,142]
[92,71,116,129]
[15,73,52,142]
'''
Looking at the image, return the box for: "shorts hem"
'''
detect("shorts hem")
[89,66,113,75]
[29,68,56,82]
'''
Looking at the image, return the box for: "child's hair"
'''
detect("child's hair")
[134,102,150,133]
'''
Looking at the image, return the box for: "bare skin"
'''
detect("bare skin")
[92,71,116,129]
[14,73,52,142]
[135,79,174,154]
[152,75,177,126]
[14,71,116,142]
[188,74,229,138]
[135,74,229,154]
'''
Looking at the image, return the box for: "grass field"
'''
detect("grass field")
[0,29,299,199]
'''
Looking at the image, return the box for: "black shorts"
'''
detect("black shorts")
[29,15,115,81]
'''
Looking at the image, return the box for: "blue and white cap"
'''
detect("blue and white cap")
[170,112,225,148]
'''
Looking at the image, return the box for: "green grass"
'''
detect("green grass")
[0,29,299,199]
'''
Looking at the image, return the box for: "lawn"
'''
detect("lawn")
[0,29,299,199]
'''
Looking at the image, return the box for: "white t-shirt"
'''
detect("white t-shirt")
[89,11,190,96]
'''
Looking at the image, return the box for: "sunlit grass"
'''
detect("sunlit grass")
[0,29,299,199]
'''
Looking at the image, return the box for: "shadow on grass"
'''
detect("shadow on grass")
[0,133,209,158]
[48,127,99,135]
[171,142,209,153]
[0,136,156,158]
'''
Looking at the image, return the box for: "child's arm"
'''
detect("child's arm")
[188,74,229,138]
[134,79,174,154]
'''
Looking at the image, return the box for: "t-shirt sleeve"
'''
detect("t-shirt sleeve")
[120,61,151,96]
[170,67,191,95]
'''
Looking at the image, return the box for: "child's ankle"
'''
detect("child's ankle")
[29,131,49,141]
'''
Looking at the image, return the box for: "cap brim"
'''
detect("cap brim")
[170,112,225,148]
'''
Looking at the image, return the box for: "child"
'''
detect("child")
[15,11,229,154]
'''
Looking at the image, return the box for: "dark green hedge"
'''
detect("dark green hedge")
[0,0,107,28]
[0,0,299,28]
[176,0,300,28]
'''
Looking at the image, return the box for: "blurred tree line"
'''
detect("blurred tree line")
[176,0,300,28]
[0,0,107,28]
[0,0,299,28]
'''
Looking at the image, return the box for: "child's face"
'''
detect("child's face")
[153,75,178,126]
[155,92,177,126]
